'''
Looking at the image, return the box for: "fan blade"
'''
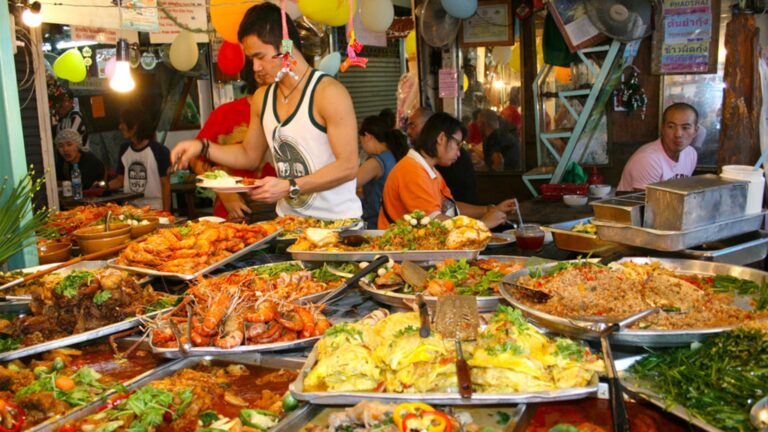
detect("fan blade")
[586,0,653,42]
[419,0,461,48]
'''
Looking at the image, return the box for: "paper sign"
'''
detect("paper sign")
[121,0,160,32]
[91,96,106,118]
[149,0,208,43]
[438,69,458,98]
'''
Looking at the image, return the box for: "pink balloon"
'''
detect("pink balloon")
[104,56,117,79]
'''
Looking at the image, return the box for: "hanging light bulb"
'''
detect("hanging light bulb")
[22,1,42,27]
[110,38,135,92]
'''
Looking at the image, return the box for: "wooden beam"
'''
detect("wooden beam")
[718,12,761,166]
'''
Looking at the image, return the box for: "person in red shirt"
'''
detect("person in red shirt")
[191,64,276,220]
[500,89,522,130]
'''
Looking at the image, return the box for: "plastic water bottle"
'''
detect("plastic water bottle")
[72,163,83,200]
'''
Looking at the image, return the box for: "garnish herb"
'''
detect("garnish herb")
[554,338,584,361]
[93,290,112,305]
[324,323,364,342]
[394,325,419,338]
[485,341,524,356]
[54,271,93,297]
[250,262,303,277]
[491,305,530,332]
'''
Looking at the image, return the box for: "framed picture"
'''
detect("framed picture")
[460,0,514,47]
[546,0,606,52]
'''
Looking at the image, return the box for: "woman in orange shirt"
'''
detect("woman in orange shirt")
[378,112,517,229]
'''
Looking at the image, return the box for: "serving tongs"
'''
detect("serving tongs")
[400,261,431,337]
[594,307,660,432]
[314,255,389,305]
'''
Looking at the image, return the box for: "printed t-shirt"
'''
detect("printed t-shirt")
[617,139,697,191]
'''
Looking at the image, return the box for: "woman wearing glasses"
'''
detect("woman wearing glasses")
[378,112,517,229]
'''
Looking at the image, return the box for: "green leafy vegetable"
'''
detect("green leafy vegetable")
[0,337,20,353]
[629,328,768,432]
[496,411,511,425]
[485,341,524,356]
[394,325,418,338]
[143,296,182,314]
[250,262,303,277]
[93,290,112,305]
[311,263,357,283]
[202,170,230,180]
[17,366,106,407]
[102,386,191,431]
[54,270,93,297]
[324,323,364,342]
[199,411,219,426]
[491,305,529,332]
[554,338,584,361]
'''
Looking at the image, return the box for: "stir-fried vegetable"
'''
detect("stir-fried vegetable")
[53,271,93,298]
[630,328,768,432]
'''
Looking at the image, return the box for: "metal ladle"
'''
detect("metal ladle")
[751,396,768,431]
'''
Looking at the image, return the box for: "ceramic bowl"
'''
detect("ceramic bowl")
[563,194,589,207]
[74,223,131,241]
[130,217,159,239]
[37,242,72,264]
[588,184,612,198]
[78,233,131,256]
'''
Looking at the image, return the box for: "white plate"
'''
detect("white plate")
[196,216,226,223]
[196,175,255,192]
[503,229,554,244]
[485,232,516,248]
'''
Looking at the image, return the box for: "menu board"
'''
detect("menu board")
[652,0,720,74]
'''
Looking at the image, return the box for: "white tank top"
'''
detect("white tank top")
[261,70,362,219]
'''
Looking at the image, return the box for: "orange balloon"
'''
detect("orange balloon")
[554,66,572,84]
[211,0,260,43]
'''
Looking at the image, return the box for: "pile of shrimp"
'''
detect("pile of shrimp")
[117,221,278,275]
[191,267,342,302]
[150,283,331,350]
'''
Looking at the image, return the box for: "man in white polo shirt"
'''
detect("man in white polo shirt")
[618,103,699,191]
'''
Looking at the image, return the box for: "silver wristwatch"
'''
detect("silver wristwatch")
[288,178,300,200]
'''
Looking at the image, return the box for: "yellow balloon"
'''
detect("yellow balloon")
[325,0,356,26]
[405,31,417,58]
[53,49,87,82]
[463,73,469,92]
[298,0,332,23]
[169,31,199,71]
[509,44,521,72]
[554,66,572,83]
[211,0,260,43]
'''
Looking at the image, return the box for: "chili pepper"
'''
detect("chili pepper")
[97,392,132,412]
[57,426,76,432]
[401,411,452,432]
[0,401,25,432]
[393,403,434,431]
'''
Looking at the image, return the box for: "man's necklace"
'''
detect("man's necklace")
[278,66,310,103]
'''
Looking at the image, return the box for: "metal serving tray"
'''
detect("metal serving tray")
[45,353,307,431]
[107,226,281,280]
[360,255,534,313]
[501,257,767,347]
[289,344,598,405]
[0,308,170,361]
[545,218,617,254]
[0,260,126,293]
[677,230,768,264]
[276,220,365,245]
[288,230,483,262]
[592,211,767,251]
[272,402,527,431]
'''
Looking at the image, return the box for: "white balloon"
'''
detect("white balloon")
[491,46,512,65]
[441,0,477,19]
[361,0,394,33]
[318,52,341,75]
[267,0,302,19]
[169,31,198,71]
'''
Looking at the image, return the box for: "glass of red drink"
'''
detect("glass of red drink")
[515,223,545,251]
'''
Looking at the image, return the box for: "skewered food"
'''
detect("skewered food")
[302,400,518,431]
[272,215,362,239]
[67,362,298,432]
[372,258,525,297]
[511,260,768,330]
[0,343,162,430]
[303,306,603,394]
[291,212,491,252]
[0,269,173,352]
[39,204,172,244]
[116,221,278,275]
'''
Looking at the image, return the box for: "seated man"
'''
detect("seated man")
[617,103,699,191]
[55,128,105,189]
[477,109,520,172]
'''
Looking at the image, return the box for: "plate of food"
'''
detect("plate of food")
[501,257,768,346]
[0,268,177,361]
[197,170,257,192]
[273,215,364,243]
[0,339,167,432]
[108,220,281,279]
[485,232,516,248]
[53,355,307,432]
[359,256,531,312]
[288,211,492,261]
[290,305,605,405]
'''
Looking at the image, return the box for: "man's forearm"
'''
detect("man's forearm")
[294,159,357,194]
[207,141,264,171]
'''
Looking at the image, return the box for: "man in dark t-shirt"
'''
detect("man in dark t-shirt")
[55,128,105,189]
[478,109,520,172]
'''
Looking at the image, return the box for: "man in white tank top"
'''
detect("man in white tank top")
[171,2,361,220]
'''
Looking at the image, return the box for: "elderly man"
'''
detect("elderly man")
[55,128,105,189]
[617,103,699,191]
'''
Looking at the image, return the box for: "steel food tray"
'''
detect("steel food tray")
[545,218,617,254]
[0,260,125,293]
[276,220,365,244]
[271,401,527,431]
[501,257,768,347]
[289,344,598,405]
[107,226,282,280]
[359,255,535,313]
[676,230,768,265]
[43,353,307,431]
[0,308,171,362]
[288,230,483,262]
[592,211,767,251]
